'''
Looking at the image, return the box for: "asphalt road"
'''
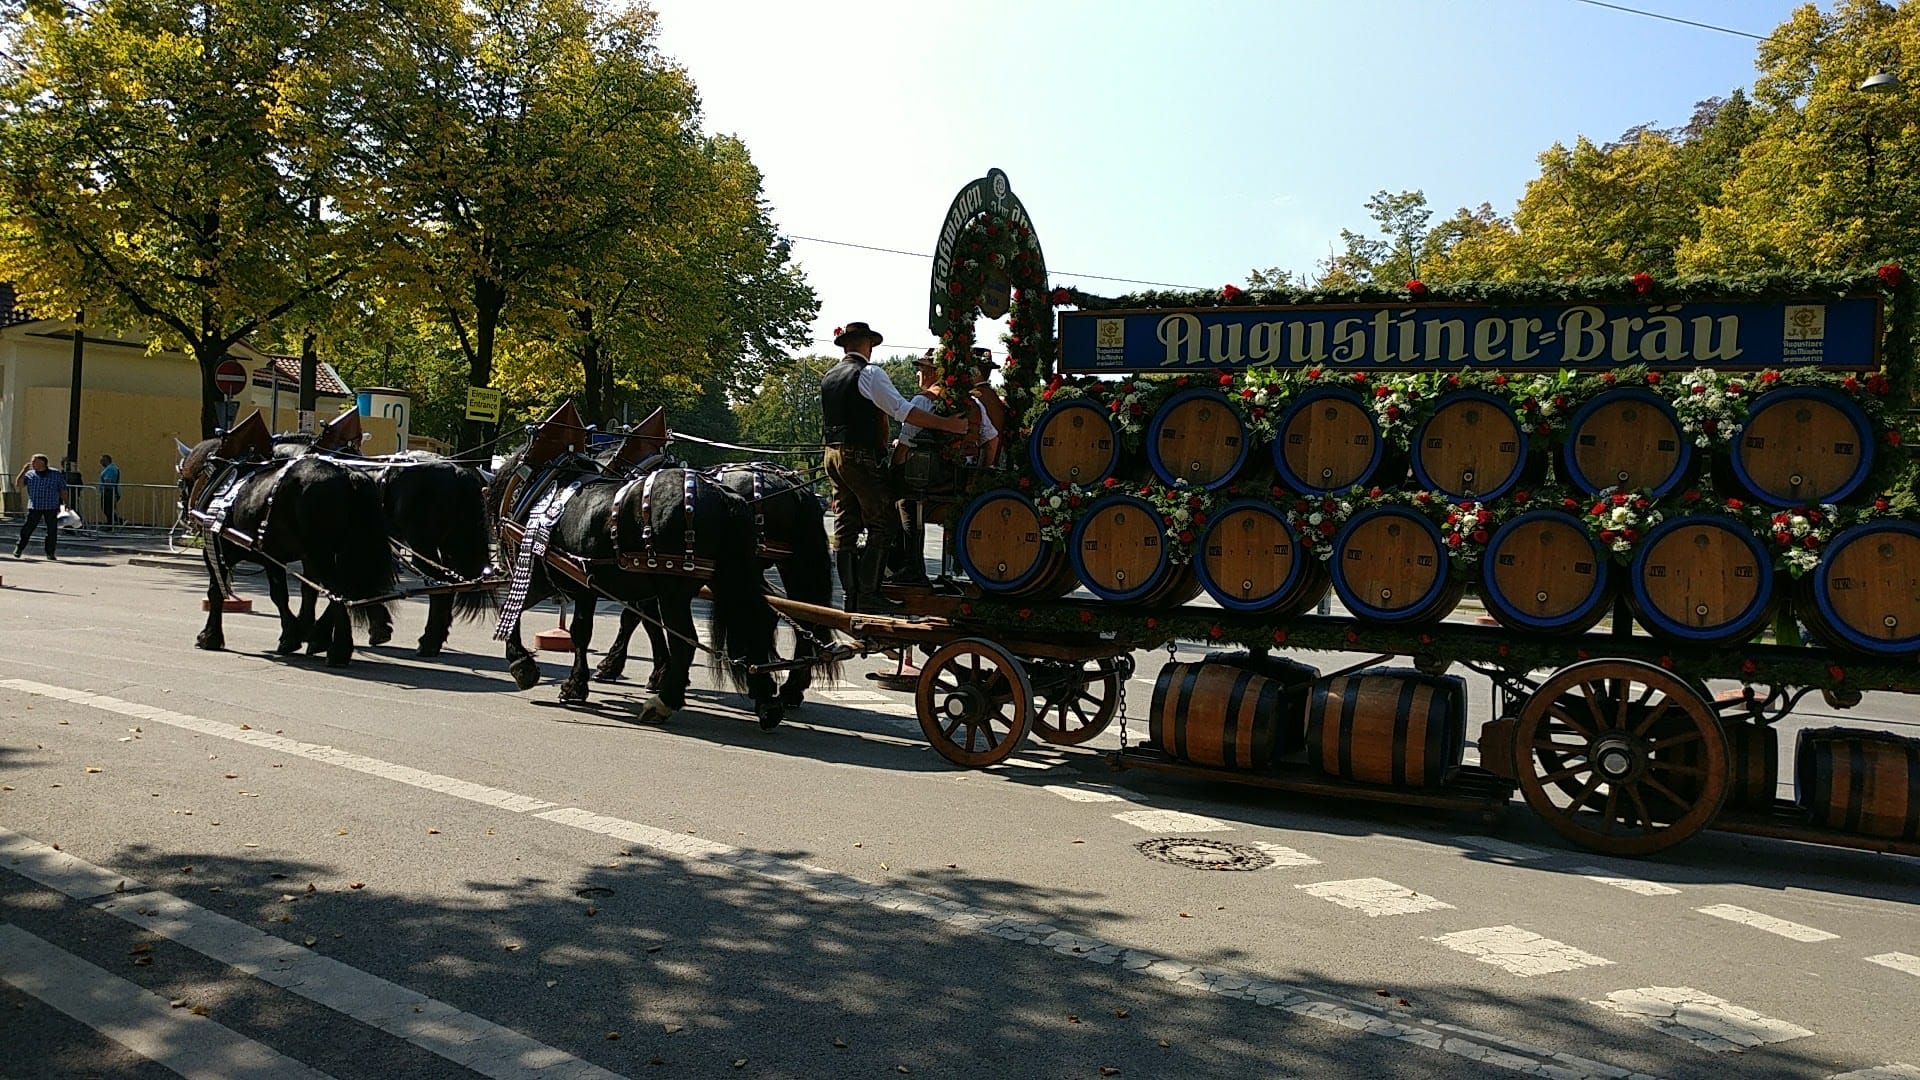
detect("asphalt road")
[1,544,1917,1080]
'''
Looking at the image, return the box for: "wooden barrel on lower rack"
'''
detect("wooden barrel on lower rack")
[1272,386,1385,494]
[1799,519,1920,658]
[1068,493,1200,605]
[1330,505,1464,625]
[1150,658,1313,770]
[1730,386,1876,506]
[1666,716,1777,811]
[1628,515,1775,645]
[1306,668,1467,788]
[953,489,1077,598]
[1193,500,1331,615]
[1146,388,1251,489]
[1409,389,1532,501]
[1480,509,1611,635]
[1795,727,1920,840]
[1026,398,1122,487]
[1562,388,1693,496]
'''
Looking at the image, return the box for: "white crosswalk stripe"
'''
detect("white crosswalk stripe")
[1451,836,1551,862]
[1827,1065,1920,1080]
[1112,809,1234,832]
[1592,986,1814,1052]
[1569,866,1681,896]
[1695,904,1839,942]
[1043,784,1134,803]
[1433,926,1614,977]
[1297,878,1452,917]
[1866,953,1920,979]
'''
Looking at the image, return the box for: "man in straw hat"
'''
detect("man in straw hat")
[821,322,968,612]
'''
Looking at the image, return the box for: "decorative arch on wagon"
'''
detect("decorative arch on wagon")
[926,168,1053,427]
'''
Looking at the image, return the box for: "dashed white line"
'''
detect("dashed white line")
[1,677,1662,1080]
[1451,836,1550,862]
[1111,809,1234,833]
[1432,926,1614,978]
[1296,878,1454,917]
[1866,953,1920,979]
[1043,784,1134,803]
[1250,842,1321,868]
[1569,866,1681,896]
[1694,904,1839,942]
[1591,986,1814,1052]
[0,924,337,1080]
[1828,1065,1920,1080]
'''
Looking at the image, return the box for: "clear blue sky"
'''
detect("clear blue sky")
[650,1,1813,363]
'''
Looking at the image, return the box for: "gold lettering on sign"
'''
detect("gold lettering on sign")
[1641,309,1685,362]
[1207,323,1246,365]
[1423,319,1469,363]
[1246,321,1285,365]
[1608,316,1645,363]
[1157,314,1202,366]
[1558,306,1606,363]
[1509,317,1543,363]
[1288,322,1326,363]
[1473,316,1509,362]
[1691,315,1741,360]
[1332,318,1366,362]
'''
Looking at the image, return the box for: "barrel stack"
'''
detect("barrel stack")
[1330,505,1464,625]
[1069,493,1200,606]
[954,489,1078,599]
[1147,388,1251,489]
[1272,386,1389,494]
[1194,500,1330,616]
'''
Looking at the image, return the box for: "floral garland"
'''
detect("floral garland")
[1025,482,1094,543]
[936,209,1050,428]
[1137,479,1221,563]
[1580,490,1674,562]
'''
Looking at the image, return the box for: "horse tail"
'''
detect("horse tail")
[704,488,777,694]
[333,471,399,630]
[777,484,842,684]
[448,468,499,621]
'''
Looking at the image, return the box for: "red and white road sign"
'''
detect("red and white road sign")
[213,358,248,397]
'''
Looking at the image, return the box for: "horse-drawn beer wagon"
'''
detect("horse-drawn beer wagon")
[843,169,1920,860]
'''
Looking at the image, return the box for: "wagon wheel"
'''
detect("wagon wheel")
[1515,658,1728,856]
[1030,658,1124,746]
[916,638,1034,768]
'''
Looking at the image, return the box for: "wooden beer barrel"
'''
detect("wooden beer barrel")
[1027,399,1121,487]
[953,490,1076,598]
[1146,388,1250,489]
[1330,505,1464,624]
[1306,668,1467,788]
[1194,500,1331,615]
[1562,388,1693,497]
[1068,494,1200,604]
[1800,519,1920,658]
[1666,715,1777,811]
[1480,509,1611,635]
[1409,389,1531,501]
[1796,727,1920,840]
[1272,386,1385,494]
[1628,515,1775,645]
[1730,386,1875,506]
[1150,659,1310,770]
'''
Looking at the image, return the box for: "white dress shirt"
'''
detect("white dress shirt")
[900,394,997,443]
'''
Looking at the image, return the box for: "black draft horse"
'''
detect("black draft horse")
[275,439,495,656]
[488,448,789,729]
[592,462,836,709]
[179,441,394,667]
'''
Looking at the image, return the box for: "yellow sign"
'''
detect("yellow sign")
[465,386,502,423]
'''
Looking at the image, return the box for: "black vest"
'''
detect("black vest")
[821,357,886,455]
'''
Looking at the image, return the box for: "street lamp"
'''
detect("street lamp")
[1859,69,1902,94]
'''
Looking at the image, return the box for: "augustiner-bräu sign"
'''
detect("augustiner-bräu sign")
[1057,296,1883,374]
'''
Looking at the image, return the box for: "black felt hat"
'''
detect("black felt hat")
[833,321,883,347]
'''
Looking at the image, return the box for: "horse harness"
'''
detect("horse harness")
[712,463,797,563]
[608,469,713,578]
[187,458,288,553]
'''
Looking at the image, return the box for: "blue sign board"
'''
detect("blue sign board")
[1057,297,1882,374]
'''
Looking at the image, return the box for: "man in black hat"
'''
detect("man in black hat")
[821,322,968,612]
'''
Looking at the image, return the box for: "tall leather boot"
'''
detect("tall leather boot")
[837,547,861,613]
[858,542,905,613]
[891,521,930,586]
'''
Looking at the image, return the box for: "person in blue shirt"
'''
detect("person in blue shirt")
[98,454,122,527]
[14,453,68,559]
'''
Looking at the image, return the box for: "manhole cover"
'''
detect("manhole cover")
[1135,837,1274,872]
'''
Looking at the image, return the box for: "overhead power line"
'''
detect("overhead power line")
[1567,0,1770,42]
[783,233,1210,292]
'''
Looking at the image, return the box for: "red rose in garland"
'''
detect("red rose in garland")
[1405,279,1427,298]
[1049,287,1072,306]
[1631,271,1654,295]
[1221,284,1246,304]
[1879,263,1903,288]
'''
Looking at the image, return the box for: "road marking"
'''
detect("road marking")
[0,924,336,1080]
[1250,842,1321,868]
[0,826,141,899]
[1432,926,1614,978]
[1450,836,1550,862]
[1296,878,1453,917]
[1694,903,1839,942]
[1569,866,1681,896]
[1591,986,1814,1052]
[1866,952,1920,978]
[1042,784,1133,803]
[1111,809,1234,833]
[1829,1065,1920,1080]
[816,688,892,704]
[0,677,1660,1080]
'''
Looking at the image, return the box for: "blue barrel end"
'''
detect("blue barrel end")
[1409,389,1529,501]
[1480,509,1611,633]
[1027,399,1122,488]
[1728,385,1876,507]
[1628,515,1774,644]
[954,489,1048,595]
[1145,388,1251,490]
[1330,506,1452,624]
[1561,387,1694,497]
[1069,493,1173,603]
[1271,386,1385,494]
[1811,519,1920,656]
[1194,499,1306,613]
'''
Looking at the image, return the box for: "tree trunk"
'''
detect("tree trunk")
[298,329,319,426]
[578,307,604,429]
[196,339,227,439]
[459,276,506,456]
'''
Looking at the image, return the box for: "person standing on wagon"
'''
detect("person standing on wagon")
[821,321,968,613]
[13,453,67,560]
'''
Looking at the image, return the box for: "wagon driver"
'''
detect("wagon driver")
[820,321,970,613]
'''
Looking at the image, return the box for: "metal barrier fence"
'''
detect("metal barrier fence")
[52,483,183,531]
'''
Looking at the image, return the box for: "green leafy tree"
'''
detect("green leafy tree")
[734,354,836,450]
[0,0,388,436]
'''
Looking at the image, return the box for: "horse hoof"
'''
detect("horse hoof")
[558,681,588,703]
[592,662,624,683]
[195,633,224,652]
[638,694,674,724]
[326,653,351,669]
[272,638,302,655]
[368,625,393,647]
[508,659,541,691]
[757,704,784,731]
[777,688,806,710]
[645,670,665,693]
[416,640,443,658]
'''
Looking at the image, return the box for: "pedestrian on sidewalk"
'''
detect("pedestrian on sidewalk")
[98,453,122,527]
[14,453,68,559]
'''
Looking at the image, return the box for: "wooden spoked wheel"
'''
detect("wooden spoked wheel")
[916,638,1035,768]
[1030,658,1125,746]
[1515,659,1729,856]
